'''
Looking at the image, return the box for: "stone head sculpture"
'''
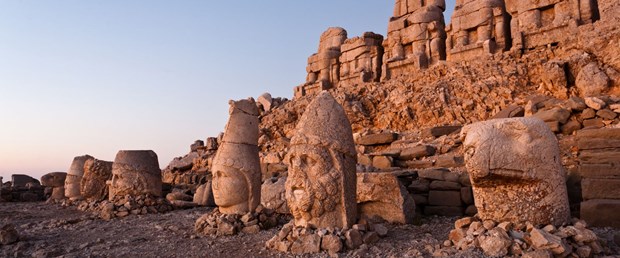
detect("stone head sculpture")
[461,117,570,226]
[65,155,94,200]
[285,91,357,229]
[110,150,162,200]
[211,98,261,215]
[81,158,113,201]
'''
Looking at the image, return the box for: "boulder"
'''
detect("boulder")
[576,63,610,97]
[260,177,289,214]
[357,172,415,224]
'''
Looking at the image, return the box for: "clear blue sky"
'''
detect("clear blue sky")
[0,1,456,180]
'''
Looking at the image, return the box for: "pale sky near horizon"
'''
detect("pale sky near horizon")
[0,1,456,181]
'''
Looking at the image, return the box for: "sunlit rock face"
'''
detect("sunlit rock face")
[211,98,261,215]
[285,91,357,229]
[461,117,570,226]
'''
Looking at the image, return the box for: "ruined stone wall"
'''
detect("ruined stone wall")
[446,0,511,61]
[339,32,384,87]
[382,0,447,80]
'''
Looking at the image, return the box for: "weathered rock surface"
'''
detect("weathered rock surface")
[65,155,94,200]
[80,159,113,201]
[357,172,415,224]
[110,150,162,200]
[461,118,570,226]
[260,177,288,214]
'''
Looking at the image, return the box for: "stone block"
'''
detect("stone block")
[418,168,449,180]
[428,190,462,206]
[423,126,462,138]
[580,199,620,228]
[429,180,461,190]
[424,206,463,216]
[412,194,428,205]
[399,145,436,160]
[533,107,571,124]
[579,164,620,179]
[261,177,289,214]
[434,154,464,167]
[597,109,617,120]
[582,178,620,200]
[491,105,525,119]
[372,156,394,169]
[577,128,620,149]
[40,172,67,187]
[356,132,398,146]
[396,159,435,168]
[461,186,474,205]
[561,120,582,135]
[11,174,39,188]
[357,172,415,224]
[408,179,430,193]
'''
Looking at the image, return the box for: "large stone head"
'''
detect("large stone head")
[461,117,570,226]
[211,98,261,215]
[110,150,162,200]
[285,91,357,229]
[65,155,94,200]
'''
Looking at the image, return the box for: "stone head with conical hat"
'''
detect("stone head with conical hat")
[211,98,261,215]
[285,91,357,229]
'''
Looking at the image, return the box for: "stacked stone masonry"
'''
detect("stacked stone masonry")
[294,0,600,98]
[577,128,620,228]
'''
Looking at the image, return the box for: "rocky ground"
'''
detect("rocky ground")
[1,202,619,257]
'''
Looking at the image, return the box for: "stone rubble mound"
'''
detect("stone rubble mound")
[447,216,611,257]
[266,218,389,255]
[194,206,283,236]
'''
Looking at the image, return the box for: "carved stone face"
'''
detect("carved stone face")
[110,169,148,197]
[285,145,340,228]
[212,165,248,211]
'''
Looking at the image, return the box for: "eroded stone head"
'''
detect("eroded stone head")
[110,150,161,200]
[212,98,261,215]
[461,117,570,226]
[65,155,94,200]
[285,91,357,229]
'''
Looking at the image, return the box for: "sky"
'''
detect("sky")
[0,1,456,181]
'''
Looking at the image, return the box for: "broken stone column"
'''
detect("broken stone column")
[109,150,162,200]
[211,98,261,215]
[80,158,113,201]
[285,91,357,229]
[64,155,94,200]
[41,172,67,200]
[461,117,570,226]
